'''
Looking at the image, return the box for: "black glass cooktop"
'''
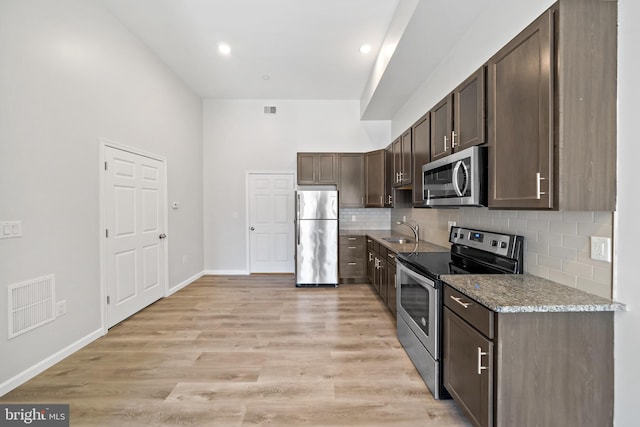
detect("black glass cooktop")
[397,251,452,280]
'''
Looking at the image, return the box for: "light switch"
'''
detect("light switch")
[0,221,21,239]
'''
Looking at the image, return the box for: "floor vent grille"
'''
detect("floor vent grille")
[8,274,56,339]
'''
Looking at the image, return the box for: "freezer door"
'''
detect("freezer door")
[296,191,338,220]
[295,219,338,285]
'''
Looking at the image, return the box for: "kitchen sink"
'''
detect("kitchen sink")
[382,237,414,244]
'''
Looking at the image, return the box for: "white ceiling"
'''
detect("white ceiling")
[102,0,491,119]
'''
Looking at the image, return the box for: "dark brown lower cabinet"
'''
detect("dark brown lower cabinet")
[338,235,367,283]
[386,253,397,316]
[443,307,493,427]
[442,284,614,427]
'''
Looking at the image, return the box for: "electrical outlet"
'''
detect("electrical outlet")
[590,236,612,262]
[351,215,356,222]
[56,300,67,317]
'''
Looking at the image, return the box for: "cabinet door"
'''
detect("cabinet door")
[411,113,430,205]
[366,238,375,284]
[386,253,397,316]
[365,150,385,207]
[454,66,486,152]
[392,137,402,187]
[338,153,364,208]
[297,153,316,185]
[400,129,412,186]
[430,95,453,161]
[487,10,553,209]
[443,307,493,427]
[384,144,394,207]
[317,153,338,184]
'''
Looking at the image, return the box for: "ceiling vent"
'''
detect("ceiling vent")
[263,106,277,114]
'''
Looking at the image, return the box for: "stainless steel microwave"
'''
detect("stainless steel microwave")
[422,146,487,207]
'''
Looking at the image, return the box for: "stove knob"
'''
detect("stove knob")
[500,241,508,249]
[491,240,498,247]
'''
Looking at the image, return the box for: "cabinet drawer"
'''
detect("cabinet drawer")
[444,285,494,339]
[340,244,365,261]
[339,259,366,278]
[340,235,364,245]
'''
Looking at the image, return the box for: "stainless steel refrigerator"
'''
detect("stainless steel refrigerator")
[295,190,339,287]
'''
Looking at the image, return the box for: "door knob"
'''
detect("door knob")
[159,233,167,239]
[250,226,255,231]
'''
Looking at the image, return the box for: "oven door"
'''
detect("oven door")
[396,260,439,359]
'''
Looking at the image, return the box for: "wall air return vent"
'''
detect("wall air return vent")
[8,274,56,339]
[263,106,277,114]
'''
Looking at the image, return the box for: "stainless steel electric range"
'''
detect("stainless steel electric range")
[396,226,524,399]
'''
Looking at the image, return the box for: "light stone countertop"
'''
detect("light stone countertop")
[340,229,449,254]
[442,274,626,313]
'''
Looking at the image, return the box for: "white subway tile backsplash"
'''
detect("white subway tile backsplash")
[398,207,613,298]
[539,254,563,270]
[577,277,610,298]
[549,245,578,261]
[563,211,595,223]
[549,269,578,287]
[562,260,593,279]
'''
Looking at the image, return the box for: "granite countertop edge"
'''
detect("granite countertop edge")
[442,274,626,313]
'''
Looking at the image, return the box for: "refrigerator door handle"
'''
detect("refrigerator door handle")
[296,193,301,245]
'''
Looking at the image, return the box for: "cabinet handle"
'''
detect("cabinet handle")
[536,172,548,199]
[451,130,457,148]
[477,347,488,375]
[348,262,357,266]
[396,172,400,183]
[387,253,395,259]
[348,237,357,241]
[387,195,392,204]
[368,252,373,262]
[444,135,449,151]
[374,257,379,268]
[450,295,470,309]
[348,246,357,249]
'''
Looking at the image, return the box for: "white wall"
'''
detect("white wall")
[203,99,389,272]
[614,1,639,425]
[0,0,203,391]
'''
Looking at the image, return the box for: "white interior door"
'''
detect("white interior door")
[248,173,295,273]
[105,146,166,328]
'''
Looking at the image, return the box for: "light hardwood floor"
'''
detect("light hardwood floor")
[1,275,471,426]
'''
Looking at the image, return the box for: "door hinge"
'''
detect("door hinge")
[104,161,108,171]
[107,296,110,304]
[105,229,109,238]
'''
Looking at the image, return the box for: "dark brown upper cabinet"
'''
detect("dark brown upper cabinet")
[365,149,385,207]
[411,113,430,206]
[393,130,412,188]
[431,67,486,163]
[297,152,337,185]
[454,67,486,152]
[384,144,394,207]
[488,0,616,211]
[338,153,364,208]
[430,95,453,162]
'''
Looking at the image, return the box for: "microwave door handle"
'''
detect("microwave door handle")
[452,161,464,197]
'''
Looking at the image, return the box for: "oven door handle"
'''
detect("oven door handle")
[397,261,436,289]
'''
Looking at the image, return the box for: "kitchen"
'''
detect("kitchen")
[1,0,639,426]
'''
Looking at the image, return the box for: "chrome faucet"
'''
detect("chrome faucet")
[397,220,419,243]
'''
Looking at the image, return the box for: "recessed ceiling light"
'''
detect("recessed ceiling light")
[218,43,231,55]
[359,44,372,54]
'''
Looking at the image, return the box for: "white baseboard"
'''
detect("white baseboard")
[166,270,205,296]
[0,328,104,397]
[203,269,250,275]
